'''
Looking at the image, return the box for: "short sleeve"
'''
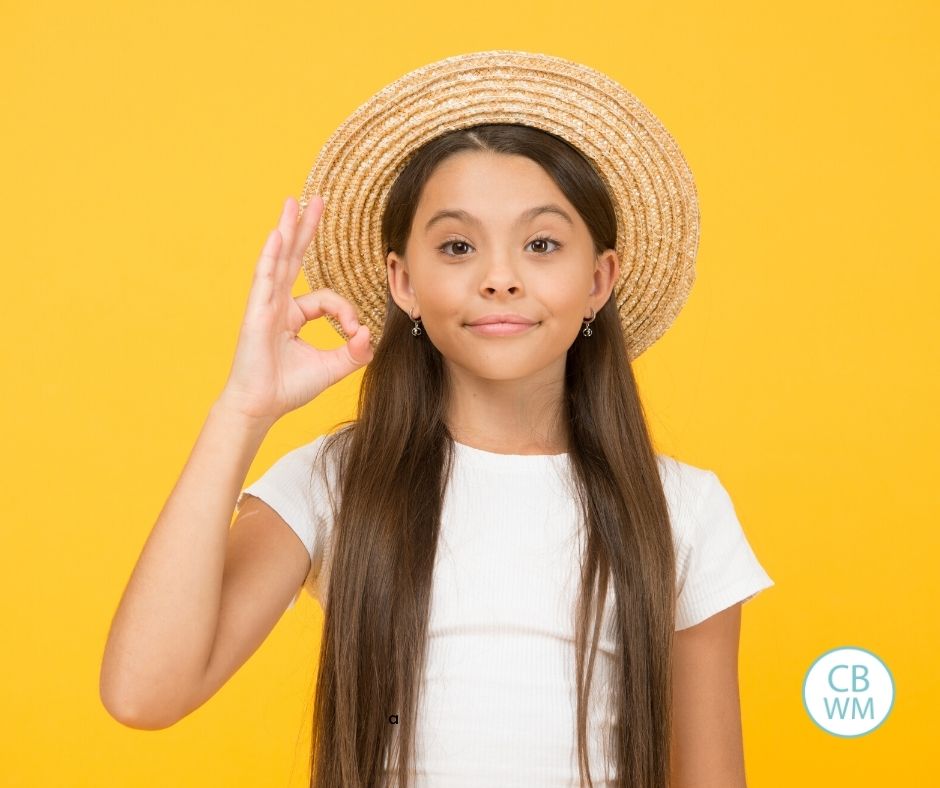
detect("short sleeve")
[674,470,775,630]
[235,434,335,611]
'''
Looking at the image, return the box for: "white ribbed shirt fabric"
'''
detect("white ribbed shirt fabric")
[237,435,774,786]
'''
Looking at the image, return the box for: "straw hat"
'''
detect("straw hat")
[297,49,700,361]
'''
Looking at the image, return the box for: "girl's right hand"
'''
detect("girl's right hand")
[217,195,374,425]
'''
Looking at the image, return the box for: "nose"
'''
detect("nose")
[478,253,524,294]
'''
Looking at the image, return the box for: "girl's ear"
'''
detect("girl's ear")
[590,249,620,301]
[386,251,416,315]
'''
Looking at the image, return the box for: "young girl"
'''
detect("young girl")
[101,51,774,788]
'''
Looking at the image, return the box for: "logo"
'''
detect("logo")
[802,646,894,737]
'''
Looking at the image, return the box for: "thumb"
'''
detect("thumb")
[321,324,374,379]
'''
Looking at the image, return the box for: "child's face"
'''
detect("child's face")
[387,150,619,385]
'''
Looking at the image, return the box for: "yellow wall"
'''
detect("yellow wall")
[2,1,937,785]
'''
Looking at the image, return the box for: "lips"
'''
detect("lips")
[466,313,537,326]
[465,321,539,336]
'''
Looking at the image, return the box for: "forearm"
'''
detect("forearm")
[99,398,273,727]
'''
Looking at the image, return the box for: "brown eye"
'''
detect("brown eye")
[527,236,563,255]
[438,239,473,257]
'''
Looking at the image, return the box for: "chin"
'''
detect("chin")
[453,354,549,381]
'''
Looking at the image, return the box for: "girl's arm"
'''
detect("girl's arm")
[99,195,372,729]
[98,399,307,729]
[671,603,749,788]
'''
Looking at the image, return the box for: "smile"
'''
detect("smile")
[464,322,540,336]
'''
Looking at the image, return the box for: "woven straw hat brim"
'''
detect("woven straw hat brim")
[298,49,700,360]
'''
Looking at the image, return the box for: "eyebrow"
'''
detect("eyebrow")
[423,203,574,234]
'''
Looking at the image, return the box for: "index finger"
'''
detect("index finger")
[294,288,361,337]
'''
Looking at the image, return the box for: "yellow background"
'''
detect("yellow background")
[2,1,937,785]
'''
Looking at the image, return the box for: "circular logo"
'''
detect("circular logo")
[802,646,895,737]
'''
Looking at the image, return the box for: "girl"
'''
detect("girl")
[101,51,774,788]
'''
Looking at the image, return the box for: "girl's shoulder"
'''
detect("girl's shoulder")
[655,451,714,498]
[654,453,725,540]
[656,454,776,629]
[267,427,350,480]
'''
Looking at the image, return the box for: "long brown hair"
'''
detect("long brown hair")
[309,124,676,787]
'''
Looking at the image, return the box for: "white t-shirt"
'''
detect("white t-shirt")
[237,435,774,787]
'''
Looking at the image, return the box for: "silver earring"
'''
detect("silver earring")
[582,307,596,337]
[409,305,422,336]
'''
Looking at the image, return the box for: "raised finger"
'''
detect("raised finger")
[274,196,300,287]
[289,195,324,278]
[249,227,283,307]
